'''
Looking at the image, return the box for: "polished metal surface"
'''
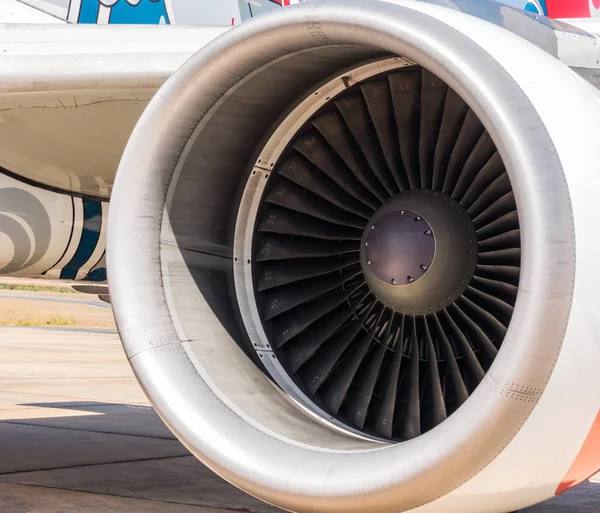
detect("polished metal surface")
[107,1,600,512]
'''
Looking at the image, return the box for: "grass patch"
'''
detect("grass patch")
[10,315,76,327]
[47,315,75,326]
[12,318,42,327]
[0,284,76,294]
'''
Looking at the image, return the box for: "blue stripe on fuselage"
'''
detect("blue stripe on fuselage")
[60,199,102,280]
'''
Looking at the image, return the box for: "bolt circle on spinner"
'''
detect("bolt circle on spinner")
[360,190,478,315]
[363,209,435,286]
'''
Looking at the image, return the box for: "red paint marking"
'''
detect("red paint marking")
[556,411,600,495]
[593,0,600,9]
[231,17,235,25]
[545,0,590,18]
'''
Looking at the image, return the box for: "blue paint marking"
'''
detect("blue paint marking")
[75,0,170,24]
[524,0,548,15]
[60,199,103,280]
[77,0,101,23]
[110,0,170,23]
[85,251,107,282]
[84,267,107,282]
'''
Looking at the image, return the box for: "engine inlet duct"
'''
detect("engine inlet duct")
[109,1,600,512]
[246,64,519,441]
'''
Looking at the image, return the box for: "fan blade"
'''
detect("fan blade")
[335,93,397,196]
[312,113,387,202]
[256,236,359,262]
[470,276,518,306]
[265,177,366,229]
[463,287,513,330]
[475,264,520,286]
[459,153,506,213]
[423,318,447,427]
[388,70,422,189]
[371,324,404,438]
[432,88,469,190]
[288,296,371,375]
[477,248,521,266]
[299,300,375,390]
[257,255,359,291]
[278,155,372,218]
[440,309,486,390]
[321,318,380,415]
[294,129,378,209]
[472,192,516,230]
[476,211,519,241]
[468,172,513,218]
[451,302,499,366]
[271,284,364,348]
[376,309,394,343]
[442,109,484,195]
[478,229,521,253]
[263,271,361,321]
[343,337,389,430]
[432,314,469,411]
[419,69,448,189]
[361,80,410,191]
[397,322,421,440]
[451,133,497,202]
[458,294,508,346]
[258,206,363,240]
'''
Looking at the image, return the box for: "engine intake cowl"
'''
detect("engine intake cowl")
[108,1,600,512]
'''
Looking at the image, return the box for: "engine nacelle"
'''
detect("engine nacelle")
[108,1,600,512]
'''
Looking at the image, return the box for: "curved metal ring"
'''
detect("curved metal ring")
[108,1,575,512]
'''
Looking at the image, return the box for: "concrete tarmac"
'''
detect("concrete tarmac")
[0,326,598,513]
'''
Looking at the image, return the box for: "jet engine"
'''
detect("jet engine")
[107,1,600,512]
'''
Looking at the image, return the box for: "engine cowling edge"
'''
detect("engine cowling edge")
[107,1,600,512]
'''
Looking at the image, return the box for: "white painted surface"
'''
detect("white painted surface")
[0,0,65,23]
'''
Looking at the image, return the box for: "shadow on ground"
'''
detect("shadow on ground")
[0,401,597,513]
[0,401,282,512]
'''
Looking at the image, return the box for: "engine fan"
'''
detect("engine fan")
[241,63,519,442]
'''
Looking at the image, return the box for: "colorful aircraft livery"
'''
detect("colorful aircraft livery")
[69,0,174,24]
[521,0,600,17]
[66,0,302,24]
[25,0,600,25]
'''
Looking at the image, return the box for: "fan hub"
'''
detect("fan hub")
[364,210,435,286]
[360,190,478,314]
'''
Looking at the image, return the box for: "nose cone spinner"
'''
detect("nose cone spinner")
[361,190,477,315]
